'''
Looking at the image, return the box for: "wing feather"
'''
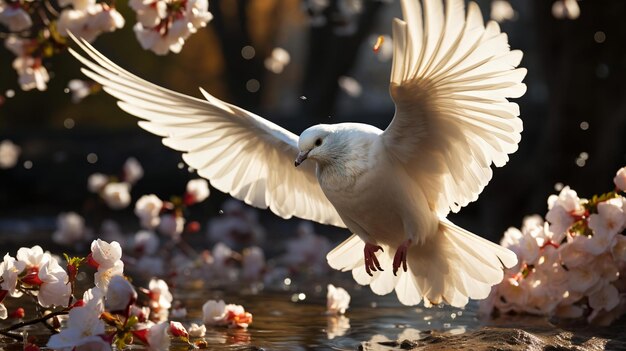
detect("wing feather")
[384,0,525,215]
[69,35,345,228]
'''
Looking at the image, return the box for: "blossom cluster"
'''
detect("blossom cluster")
[130,0,212,55]
[0,0,212,92]
[0,239,255,351]
[482,166,626,326]
[87,157,144,210]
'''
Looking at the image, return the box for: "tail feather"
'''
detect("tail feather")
[326,220,517,307]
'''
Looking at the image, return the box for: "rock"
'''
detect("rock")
[361,317,626,351]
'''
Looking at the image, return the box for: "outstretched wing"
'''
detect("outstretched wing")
[382,0,526,216]
[69,35,345,228]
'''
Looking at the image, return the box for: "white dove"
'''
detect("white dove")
[70,0,525,307]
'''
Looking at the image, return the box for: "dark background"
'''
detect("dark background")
[1,0,625,242]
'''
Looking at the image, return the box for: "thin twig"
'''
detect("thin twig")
[0,310,68,334]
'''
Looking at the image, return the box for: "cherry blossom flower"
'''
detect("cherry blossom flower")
[130,305,151,322]
[16,245,50,270]
[169,321,188,338]
[105,275,137,312]
[46,288,109,351]
[0,5,32,31]
[123,157,143,184]
[53,212,87,245]
[588,283,619,312]
[0,140,21,169]
[0,254,25,297]
[185,179,210,204]
[135,195,163,229]
[614,167,626,192]
[67,79,92,103]
[88,173,108,193]
[326,284,350,315]
[37,257,71,307]
[552,0,580,20]
[188,323,206,337]
[101,182,131,210]
[202,299,226,326]
[546,186,584,239]
[147,321,171,350]
[148,278,173,311]
[91,239,122,268]
[490,0,515,23]
[12,56,49,91]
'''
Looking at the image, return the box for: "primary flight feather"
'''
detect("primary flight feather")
[70,0,525,307]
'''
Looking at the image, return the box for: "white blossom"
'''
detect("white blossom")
[94,261,124,292]
[552,0,580,20]
[588,283,619,312]
[147,322,171,351]
[91,239,122,268]
[326,284,350,315]
[88,173,109,193]
[38,257,71,307]
[546,186,584,238]
[58,0,95,11]
[123,157,143,184]
[101,182,132,210]
[201,299,226,326]
[129,0,167,27]
[0,254,25,297]
[92,7,125,33]
[0,140,20,169]
[57,8,101,43]
[16,245,49,268]
[68,79,92,103]
[614,167,626,192]
[0,5,32,31]
[53,212,87,245]
[185,0,212,30]
[46,288,109,351]
[12,56,49,91]
[490,0,515,23]
[135,194,163,229]
[148,278,173,310]
[105,275,137,312]
[186,178,210,204]
[188,323,206,337]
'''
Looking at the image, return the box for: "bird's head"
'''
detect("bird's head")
[295,125,336,167]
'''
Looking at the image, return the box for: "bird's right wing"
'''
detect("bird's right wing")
[69,35,345,228]
[382,0,526,216]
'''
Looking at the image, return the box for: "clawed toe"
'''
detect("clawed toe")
[364,243,384,276]
[393,240,412,276]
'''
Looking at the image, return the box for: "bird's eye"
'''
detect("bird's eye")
[315,138,322,146]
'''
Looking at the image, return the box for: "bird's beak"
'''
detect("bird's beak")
[294,151,309,167]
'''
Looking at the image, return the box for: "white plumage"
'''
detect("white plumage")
[70,0,525,307]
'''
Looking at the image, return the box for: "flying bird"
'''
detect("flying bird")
[70,0,525,307]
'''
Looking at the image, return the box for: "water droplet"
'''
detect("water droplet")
[241,46,256,60]
[290,294,299,302]
[64,118,75,129]
[443,323,451,328]
[580,121,589,130]
[64,88,70,93]
[246,79,260,93]
[6,90,15,98]
[298,293,306,300]
[370,302,377,308]
[23,160,33,169]
[87,153,98,164]
[594,31,606,44]
[177,162,184,169]
[579,152,589,160]
[450,313,457,319]
[314,285,322,293]
[299,96,307,100]
[457,311,463,316]
[554,182,564,191]
[423,315,433,321]
[283,278,291,286]
[576,158,586,167]
[187,167,195,173]
[218,210,224,215]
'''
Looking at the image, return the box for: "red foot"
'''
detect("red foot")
[393,239,412,276]
[364,243,384,276]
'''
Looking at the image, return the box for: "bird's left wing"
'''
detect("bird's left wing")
[69,36,345,228]
[382,0,526,216]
